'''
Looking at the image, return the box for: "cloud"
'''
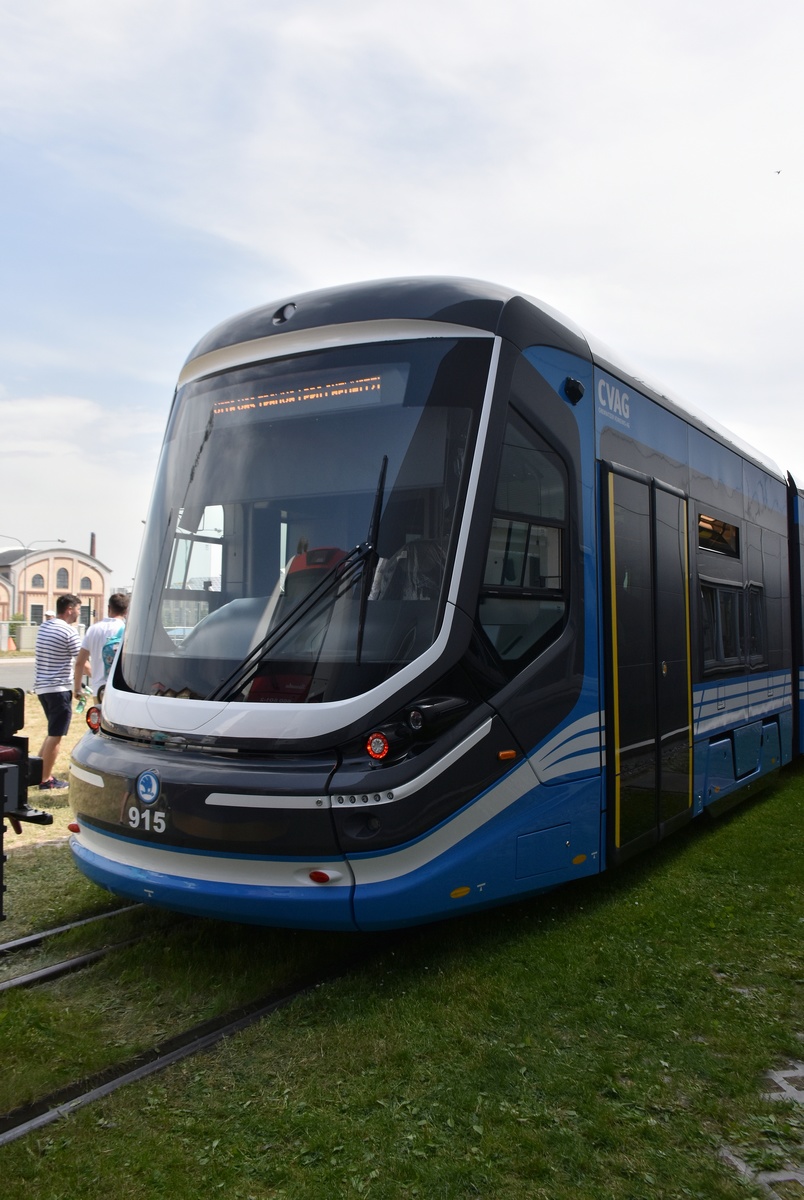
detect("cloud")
[2,0,804,583]
[3,2,800,291]
[1,394,164,583]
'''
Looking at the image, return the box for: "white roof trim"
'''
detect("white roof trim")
[178,319,495,388]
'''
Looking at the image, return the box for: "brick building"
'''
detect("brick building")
[0,544,114,629]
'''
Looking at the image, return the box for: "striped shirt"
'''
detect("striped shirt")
[34,618,81,694]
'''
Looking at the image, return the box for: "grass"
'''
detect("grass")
[1,841,119,941]
[0,888,364,1114]
[0,764,802,1197]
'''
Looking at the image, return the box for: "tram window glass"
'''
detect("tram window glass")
[699,514,740,557]
[483,519,562,590]
[478,411,567,664]
[170,506,223,577]
[161,505,224,637]
[701,586,716,664]
[747,586,766,665]
[121,337,492,699]
[701,582,749,670]
[719,589,743,660]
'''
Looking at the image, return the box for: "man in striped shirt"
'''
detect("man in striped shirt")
[33,593,81,790]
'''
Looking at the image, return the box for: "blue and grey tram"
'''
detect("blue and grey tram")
[68,277,800,930]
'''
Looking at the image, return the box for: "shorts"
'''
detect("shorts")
[38,691,73,737]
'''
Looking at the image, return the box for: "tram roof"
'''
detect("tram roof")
[184,276,784,484]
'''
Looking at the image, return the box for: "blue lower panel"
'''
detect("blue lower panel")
[69,769,603,932]
[780,709,793,765]
[351,839,599,931]
[699,716,784,811]
[351,776,603,930]
[70,839,359,931]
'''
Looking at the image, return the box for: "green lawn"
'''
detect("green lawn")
[1,768,802,1199]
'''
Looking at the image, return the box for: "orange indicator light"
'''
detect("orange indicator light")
[498,749,516,761]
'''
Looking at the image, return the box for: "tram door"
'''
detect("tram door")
[604,467,693,864]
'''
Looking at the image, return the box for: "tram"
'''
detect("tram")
[68,278,802,930]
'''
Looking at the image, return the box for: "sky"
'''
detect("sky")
[1,0,803,588]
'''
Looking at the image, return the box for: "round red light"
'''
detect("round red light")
[309,870,331,884]
[366,732,390,760]
[67,823,80,834]
[86,706,102,732]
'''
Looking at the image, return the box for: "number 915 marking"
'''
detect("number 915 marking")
[128,806,166,834]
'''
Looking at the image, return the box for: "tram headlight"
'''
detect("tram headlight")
[405,695,470,733]
[346,694,473,769]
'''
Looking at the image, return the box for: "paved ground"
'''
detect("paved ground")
[721,1050,804,1196]
[0,656,35,691]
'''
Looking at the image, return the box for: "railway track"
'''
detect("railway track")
[0,944,141,994]
[0,924,393,1147]
[0,906,144,994]
[0,905,141,957]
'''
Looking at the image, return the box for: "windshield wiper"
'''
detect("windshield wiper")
[205,457,389,702]
[205,543,369,702]
[356,455,387,665]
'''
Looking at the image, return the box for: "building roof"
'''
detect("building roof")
[0,546,113,571]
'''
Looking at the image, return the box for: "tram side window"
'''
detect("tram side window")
[699,514,740,557]
[161,504,225,641]
[747,586,766,665]
[701,583,765,671]
[478,410,567,665]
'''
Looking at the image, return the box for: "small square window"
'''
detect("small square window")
[699,514,739,557]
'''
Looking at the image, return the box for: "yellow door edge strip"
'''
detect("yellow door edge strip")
[608,473,622,846]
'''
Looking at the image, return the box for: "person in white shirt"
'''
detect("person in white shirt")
[73,592,130,702]
[33,593,81,790]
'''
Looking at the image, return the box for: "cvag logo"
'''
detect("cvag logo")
[597,378,630,421]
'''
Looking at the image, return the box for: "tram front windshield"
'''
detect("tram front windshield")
[121,337,493,702]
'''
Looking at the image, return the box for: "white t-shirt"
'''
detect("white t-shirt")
[79,616,126,693]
